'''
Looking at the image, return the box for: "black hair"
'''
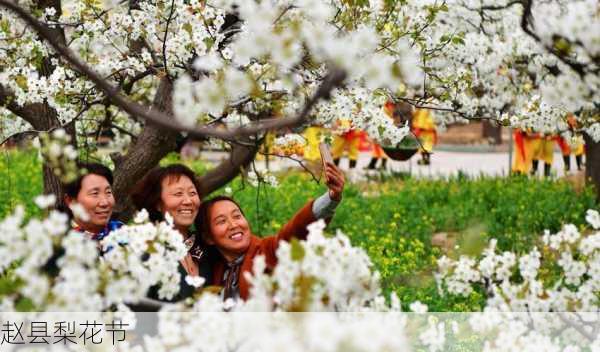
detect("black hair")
[60,162,114,218]
[193,195,245,248]
[131,164,201,223]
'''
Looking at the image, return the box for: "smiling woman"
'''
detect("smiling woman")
[131,164,201,237]
[195,162,346,301]
[62,162,123,241]
[131,163,217,299]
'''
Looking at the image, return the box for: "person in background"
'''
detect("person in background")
[511,129,530,175]
[530,134,554,177]
[195,162,345,301]
[331,119,361,172]
[558,114,586,172]
[303,125,325,163]
[62,162,123,241]
[412,108,437,165]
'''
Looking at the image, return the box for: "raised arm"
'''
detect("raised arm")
[262,162,345,256]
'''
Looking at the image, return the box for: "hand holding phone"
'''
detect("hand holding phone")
[319,143,344,201]
[319,143,333,169]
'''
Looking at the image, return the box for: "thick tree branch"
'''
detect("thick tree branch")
[0,0,346,142]
[583,132,600,203]
[111,76,180,221]
[197,140,259,197]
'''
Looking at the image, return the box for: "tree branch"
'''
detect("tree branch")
[161,0,176,81]
[557,313,595,342]
[0,130,40,146]
[465,0,522,12]
[197,139,259,197]
[0,0,347,142]
[259,150,321,183]
[516,0,587,77]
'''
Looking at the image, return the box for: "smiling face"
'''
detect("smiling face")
[158,174,200,236]
[206,200,251,262]
[67,173,115,234]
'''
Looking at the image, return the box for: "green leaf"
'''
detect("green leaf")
[16,297,35,312]
[452,37,465,45]
[290,239,305,261]
[183,22,193,36]
[15,75,28,91]
[0,275,21,296]
[0,19,9,33]
[203,37,215,51]
[378,125,386,138]
[553,37,572,56]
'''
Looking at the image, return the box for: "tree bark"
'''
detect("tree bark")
[0,84,70,198]
[111,76,259,220]
[0,1,68,199]
[482,120,502,145]
[111,76,180,220]
[583,133,600,202]
[197,141,258,197]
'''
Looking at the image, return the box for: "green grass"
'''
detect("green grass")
[0,149,43,219]
[221,173,597,310]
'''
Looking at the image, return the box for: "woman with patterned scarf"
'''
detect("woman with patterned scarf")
[131,164,218,301]
[62,162,123,242]
[194,162,345,301]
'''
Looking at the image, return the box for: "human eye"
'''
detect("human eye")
[214,215,227,224]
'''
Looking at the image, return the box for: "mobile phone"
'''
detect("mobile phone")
[319,142,333,168]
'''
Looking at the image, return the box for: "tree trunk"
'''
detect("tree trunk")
[583,133,600,202]
[11,101,71,198]
[111,76,259,220]
[482,120,502,145]
[112,77,180,220]
[0,0,68,200]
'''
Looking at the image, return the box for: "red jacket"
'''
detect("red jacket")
[211,200,318,300]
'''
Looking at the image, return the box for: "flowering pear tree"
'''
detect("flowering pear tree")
[3,197,599,349]
[414,0,600,195]
[436,209,600,313]
[0,0,422,219]
[1,0,599,213]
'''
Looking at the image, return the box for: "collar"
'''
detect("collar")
[227,254,245,268]
[72,220,118,241]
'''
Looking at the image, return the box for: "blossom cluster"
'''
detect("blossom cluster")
[0,206,187,311]
[436,209,600,313]
[243,220,391,312]
[246,169,279,188]
[36,128,78,183]
[2,0,599,170]
[271,133,307,157]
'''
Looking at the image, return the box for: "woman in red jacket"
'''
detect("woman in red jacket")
[195,162,345,301]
